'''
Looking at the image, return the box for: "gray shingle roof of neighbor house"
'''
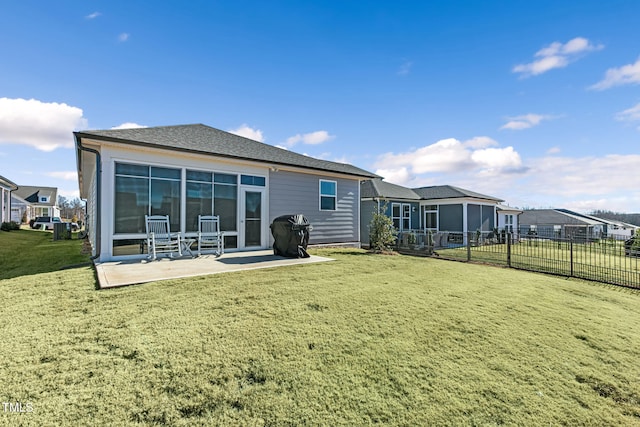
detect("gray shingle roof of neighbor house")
[519,209,604,226]
[12,186,58,205]
[360,178,421,200]
[412,185,503,202]
[74,124,379,179]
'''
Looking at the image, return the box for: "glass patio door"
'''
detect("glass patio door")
[241,189,265,248]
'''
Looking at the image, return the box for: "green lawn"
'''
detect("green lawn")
[0,228,91,280]
[437,239,640,288]
[1,232,640,425]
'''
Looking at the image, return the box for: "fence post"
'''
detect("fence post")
[570,238,574,277]
[467,231,471,261]
[507,232,511,267]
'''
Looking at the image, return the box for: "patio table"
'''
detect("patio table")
[181,238,197,257]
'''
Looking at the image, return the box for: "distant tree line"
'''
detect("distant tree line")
[590,210,640,226]
[57,196,86,223]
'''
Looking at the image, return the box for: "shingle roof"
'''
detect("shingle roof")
[361,179,421,200]
[12,186,58,205]
[519,209,604,226]
[74,124,378,179]
[412,185,503,202]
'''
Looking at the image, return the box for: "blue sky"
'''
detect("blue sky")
[1,1,639,212]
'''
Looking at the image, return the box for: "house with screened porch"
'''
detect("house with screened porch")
[75,124,378,262]
[360,178,521,246]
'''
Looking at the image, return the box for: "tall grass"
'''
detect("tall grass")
[0,240,639,425]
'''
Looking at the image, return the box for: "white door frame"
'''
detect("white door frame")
[239,187,266,249]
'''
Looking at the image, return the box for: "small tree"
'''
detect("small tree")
[369,202,397,253]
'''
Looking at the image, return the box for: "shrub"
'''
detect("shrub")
[1,221,19,231]
[369,202,397,253]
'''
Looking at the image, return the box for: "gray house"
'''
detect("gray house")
[519,209,611,240]
[360,179,421,244]
[0,175,18,224]
[74,124,378,262]
[361,178,519,245]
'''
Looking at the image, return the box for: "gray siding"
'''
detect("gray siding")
[360,200,377,245]
[269,170,360,244]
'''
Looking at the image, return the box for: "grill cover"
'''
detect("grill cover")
[270,214,311,258]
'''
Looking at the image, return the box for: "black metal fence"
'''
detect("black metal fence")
[395,230,640,289]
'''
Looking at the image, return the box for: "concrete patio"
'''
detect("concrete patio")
[94,250,334,289]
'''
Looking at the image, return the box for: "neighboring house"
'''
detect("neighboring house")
[11,185,60,224]
[519,209,608,240]
[496,204,523,235]
[570,212,638,238]
[361,178,521,244]
[520,209,638,240]
[360,179,421,244]
[74,124,379,262]
[0,175,18,223]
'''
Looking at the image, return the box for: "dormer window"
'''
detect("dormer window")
[40,196,49,203]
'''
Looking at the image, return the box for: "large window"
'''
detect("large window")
[185,170,237,232]
[319,180,337,211]
[214,173,237,232]
[114,163,181,234]
[186,170,213,232]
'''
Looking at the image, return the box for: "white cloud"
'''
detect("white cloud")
[46,171,78,181]
[500,113,554,130]
[118,33,130,42]
[85,12,101,19]
[111,122,147,130]
[513,37,603,77]
[375,167,412,184]
[526,154,640,197]
[374,137,523,183]
[463,136,498,149]
[372,136,640,211]
[614,102,640,127]
[589,57,640,90]
[0,98,87,151]
[285,130,334,147]
[228,124,264,142]
[471,146,522,172]
[397,60,413,76]
[58,188,81,199]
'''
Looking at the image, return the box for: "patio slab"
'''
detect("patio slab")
[95,250,334,289]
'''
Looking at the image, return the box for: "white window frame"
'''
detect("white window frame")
[424,205,438,232]
[319,180,337,211]
[402,203,411,230]
[391,203,401,230]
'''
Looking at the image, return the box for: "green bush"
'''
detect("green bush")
[0,221,19,231]
[368,202,397,252]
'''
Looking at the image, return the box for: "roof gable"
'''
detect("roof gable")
[75,124,378,179]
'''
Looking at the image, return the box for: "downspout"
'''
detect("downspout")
[76,136,101,261]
